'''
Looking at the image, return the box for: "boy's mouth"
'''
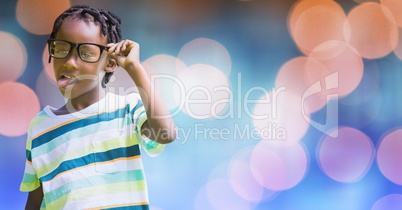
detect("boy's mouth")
[57,74,78,88]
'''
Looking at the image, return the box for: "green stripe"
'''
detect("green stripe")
[22,173,37,183]
[46,170,145,204]
[20,173,40,192]
[46,180,147,209]
[141,138,161,151]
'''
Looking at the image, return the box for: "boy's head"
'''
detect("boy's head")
[49,5,122,88]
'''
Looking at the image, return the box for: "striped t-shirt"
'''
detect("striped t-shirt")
[20,93,164,209]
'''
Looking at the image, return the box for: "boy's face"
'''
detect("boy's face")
[53,19,110,99]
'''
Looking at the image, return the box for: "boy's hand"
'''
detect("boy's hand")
[107,40,141,71]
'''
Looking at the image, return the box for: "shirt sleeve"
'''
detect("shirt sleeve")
[130,93,165,157]
[20,131,40,192]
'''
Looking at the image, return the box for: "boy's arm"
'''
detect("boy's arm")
[107,40,177,144]
[25,185,43,210]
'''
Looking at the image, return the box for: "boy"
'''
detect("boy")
[20,5,176,209]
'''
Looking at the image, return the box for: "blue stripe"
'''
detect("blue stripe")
[32,107,129,149]
[130,100,143,118]
[95,144,140,163]
[40,145,140,182]
[106,205,149,210]
[26,149,32,162]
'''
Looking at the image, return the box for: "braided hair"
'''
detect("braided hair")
[49,5,122,88]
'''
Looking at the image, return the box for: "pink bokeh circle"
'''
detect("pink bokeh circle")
[0,82,40,136]
[377,128,402,185]
[317,126,375,183]
[346,2,398,59]
[275,56,327,114]
[372,194,402,210]
[142,54,187,110]
[173,64,230,119]
[306,41,364,98]
[228,147,279,203]
[178,38,231,77]
[206,179,251,210]
[16,0,70,35]
[0,31,27,83]
[288,0,347,55]
[250,141,309,191]
[381,0,402,27]
[252,89,310,144]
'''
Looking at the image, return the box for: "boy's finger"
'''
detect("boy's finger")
[115,41,125,54]
[107,43,118,53]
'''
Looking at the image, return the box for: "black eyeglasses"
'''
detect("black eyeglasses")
[47,39,109,63]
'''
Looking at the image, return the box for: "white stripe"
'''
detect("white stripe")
[43,158,144,192]
[31,93,141,135]
[33,120,136,169]
[62,191,149,210]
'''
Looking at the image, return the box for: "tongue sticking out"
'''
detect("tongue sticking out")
[57,77,75,88]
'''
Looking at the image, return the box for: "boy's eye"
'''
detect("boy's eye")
[81,52,94,58]
[54,49,69,56]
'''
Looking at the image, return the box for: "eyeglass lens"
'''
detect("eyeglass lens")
[49,40,102,62]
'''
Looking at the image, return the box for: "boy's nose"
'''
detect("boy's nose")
[63,48,80,68]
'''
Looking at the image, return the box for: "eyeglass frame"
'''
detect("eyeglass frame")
[47,39,110,63]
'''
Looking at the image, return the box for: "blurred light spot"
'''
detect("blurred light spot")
[228,147,278,203]
[16,0,70,35]
[377,128,402,185]
[317,127,375,183]
[0,31,27,83]
[253,90,310,144]
[288,0,347,55]
[393,28,402,61]
[250,141,309,191]
[143,54,187,75]
[106,67,138,95]
[42,43,56,83]
[381,0,402,27]
[206,179,251,210]
[306,41,364,98]
[275,56,327,114]
[173,64,230,119]
[142,54,187,110]
[372,194,402,210]
[346,2,398,59]
[0,82,40,136]
[36,70,66,109]
[178,38,231,77]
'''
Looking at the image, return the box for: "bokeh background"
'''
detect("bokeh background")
[2,0,402,209]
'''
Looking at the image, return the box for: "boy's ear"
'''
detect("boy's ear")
[105,58,117,73]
